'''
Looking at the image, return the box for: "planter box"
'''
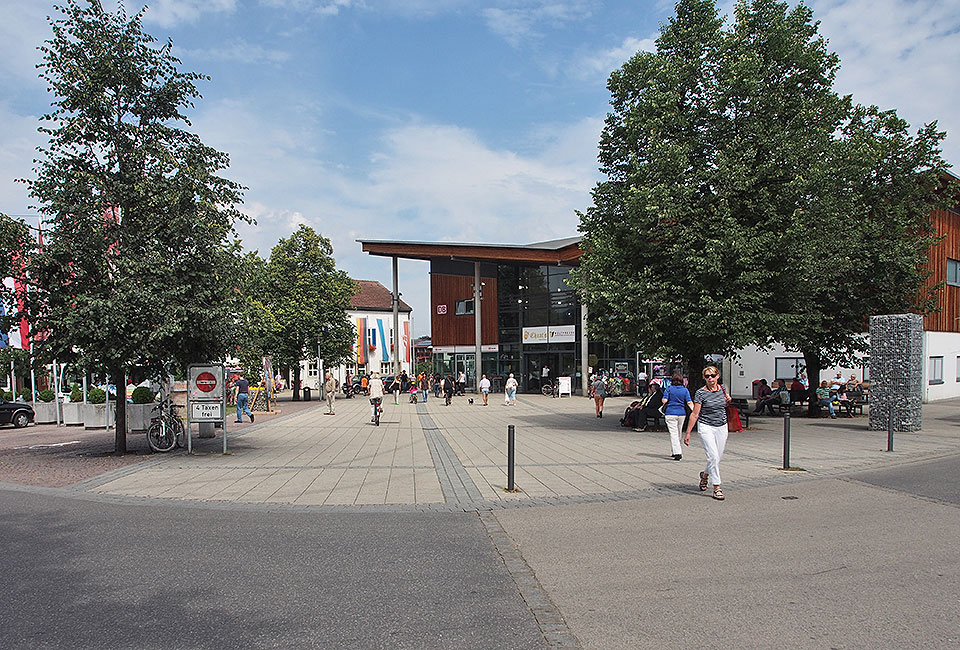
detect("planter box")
[83,403,115,429]
[33,401,59,424]
[62,402,83,426]
[126,402,156,432]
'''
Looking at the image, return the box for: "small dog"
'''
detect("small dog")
[467,398,474,405]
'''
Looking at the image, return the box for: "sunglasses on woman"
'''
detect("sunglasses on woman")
[704,373,717,378]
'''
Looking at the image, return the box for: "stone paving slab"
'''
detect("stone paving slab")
[81,391,960,510]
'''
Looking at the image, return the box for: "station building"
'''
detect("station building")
[359,238,637,395]
[360,170,960,401]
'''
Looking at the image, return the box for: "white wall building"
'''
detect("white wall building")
[300,280,413,389]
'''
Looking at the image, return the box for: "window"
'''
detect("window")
[948,259,960,287]
[775,357,805,382]
[955,356,960,382]
[930,356,943,385]
[308,360,318,377]
[455,299,474,315]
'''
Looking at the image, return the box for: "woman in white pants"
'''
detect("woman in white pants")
[661,373,693,461]
[683,365,731,500]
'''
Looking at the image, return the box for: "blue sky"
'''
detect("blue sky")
[1,0,958,337]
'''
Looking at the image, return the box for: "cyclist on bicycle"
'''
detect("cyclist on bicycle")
[368,372,384,422]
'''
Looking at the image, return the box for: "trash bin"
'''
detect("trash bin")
[302,387,312,401]
[752,379,762,398]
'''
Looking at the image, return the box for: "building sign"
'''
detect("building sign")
[522,325,575,344]
[522,326,548,344]
[437,304,447,314]
[548,325,576,343]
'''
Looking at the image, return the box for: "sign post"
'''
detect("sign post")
[186,364,227,454]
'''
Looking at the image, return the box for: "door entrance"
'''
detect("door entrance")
[453,353,476,391]
[524,352,577,394]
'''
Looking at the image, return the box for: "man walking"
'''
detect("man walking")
[234,371,254,423]
[323,371,337,415]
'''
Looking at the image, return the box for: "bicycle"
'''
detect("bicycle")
[370,396,383,426]
[146,395,185,453]
[541,381,559,397]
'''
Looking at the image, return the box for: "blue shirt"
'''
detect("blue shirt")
[663,385,691,415]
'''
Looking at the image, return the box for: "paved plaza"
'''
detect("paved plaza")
[67,393,960,510]
[2,393,959,649]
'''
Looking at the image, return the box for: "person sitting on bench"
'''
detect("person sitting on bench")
[632,381,664,432]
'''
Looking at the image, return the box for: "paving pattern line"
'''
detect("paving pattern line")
[417,402,485,505]
[478,509,582,649]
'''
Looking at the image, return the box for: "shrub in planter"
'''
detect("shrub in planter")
[131,386,156,404]
[87,387,107,404]
[127,386,158,432]
[34,389,60,423]
[70,384,83,403]
[1,391,12,401]
[19,388,31,402]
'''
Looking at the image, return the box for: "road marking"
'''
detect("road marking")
[15,441,82,450]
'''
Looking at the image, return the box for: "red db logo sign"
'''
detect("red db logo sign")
[195,372,217,393]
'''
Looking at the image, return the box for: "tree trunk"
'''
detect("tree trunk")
[685,349,708,395]
[803,350,821,417]
[113,367,126,455]
[292,364,301,401]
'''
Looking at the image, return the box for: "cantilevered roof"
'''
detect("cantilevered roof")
[358,237,582,265]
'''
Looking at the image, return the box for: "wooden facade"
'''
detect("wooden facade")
[923,205,960,332]
[430,273,499,347]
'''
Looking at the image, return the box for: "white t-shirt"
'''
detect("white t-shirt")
[479,378,491,391]
[505,377,518,391]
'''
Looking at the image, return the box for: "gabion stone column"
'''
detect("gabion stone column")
[868,314,923,431]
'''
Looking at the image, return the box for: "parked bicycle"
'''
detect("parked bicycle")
[146,395,185,453]
[541,381,559,397]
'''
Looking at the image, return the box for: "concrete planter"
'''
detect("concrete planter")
[62,402,83,426]
[83,403,115,429]
[33,401,59,424]
[126,403,156,432]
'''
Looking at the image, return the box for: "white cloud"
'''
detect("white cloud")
[572,35,657,80]
[482,1,595,47]
[259,0,358,16]
[176,40,291,65]
[137,0,238,27]
[810,0,960,165]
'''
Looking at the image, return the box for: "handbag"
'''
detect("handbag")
[721,385,743,432]
[658,386,668,416]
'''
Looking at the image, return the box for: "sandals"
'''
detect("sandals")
[713,487,725,501]
[699,472,709,491]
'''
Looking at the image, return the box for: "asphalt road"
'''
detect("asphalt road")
[494,455,960,650]
[3,455,958,649]
[0,491,547,650]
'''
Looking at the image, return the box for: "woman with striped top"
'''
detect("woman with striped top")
[683,365,732,500]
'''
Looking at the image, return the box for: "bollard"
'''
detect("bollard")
[887,407,894,452]
[507,424,515,491]
[782,410,791,470]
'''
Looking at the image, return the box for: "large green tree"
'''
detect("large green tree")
[262,225,355,398]
[776,106,947,410]
[25,0,245,452]
[574,0,946,396]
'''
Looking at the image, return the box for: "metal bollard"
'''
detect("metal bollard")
[782,410,791,470]
[887,407,894,452]
[507,424,515,491]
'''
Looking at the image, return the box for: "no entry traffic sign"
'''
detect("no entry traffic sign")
[195,372,217,392]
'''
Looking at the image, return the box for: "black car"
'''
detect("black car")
[0,399,35,428]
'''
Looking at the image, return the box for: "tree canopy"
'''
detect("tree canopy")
[260,225,356,394]
[25,0,246,450]
[573,0,947,393]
